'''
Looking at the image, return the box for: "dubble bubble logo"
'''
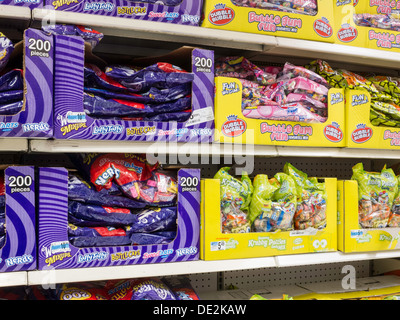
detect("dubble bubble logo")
[208,3,235,26]
[222,115,246,137]
[337,23,358,42]
[313,17,333,38]
[324,122,343,142]
[351,123,373,143]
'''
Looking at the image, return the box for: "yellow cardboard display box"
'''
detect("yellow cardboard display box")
[334,0,400,51]
[337,180,400,253]
[201,0,335,43]
[345,89,400,149]
[214,77,345,147]
[200,178,337,261]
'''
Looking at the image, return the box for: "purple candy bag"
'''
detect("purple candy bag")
[68,201,138,227]
[0,69,23,92]
[130,231,176,245]
[128,207,177,233]
[42,24,103,49]
[0,100,23,115]
[84,83,191,104]
[0,32,13,73]
[105,63,194,92]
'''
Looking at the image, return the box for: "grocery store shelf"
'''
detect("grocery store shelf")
[26,250,400,286]
[31,9,400,69]
[29,139,400,160]
[271,37,400,69]
[0,271,27,288]
[31,9,276,52]
[0,5,31,30]
[0,138,28,152]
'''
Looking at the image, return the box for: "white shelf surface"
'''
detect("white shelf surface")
[29,139,400,159]
[0,271,27,288]
[32,9,400,68]
[26,250,400,286]
[0,138,28,152]
[0,5,31,27]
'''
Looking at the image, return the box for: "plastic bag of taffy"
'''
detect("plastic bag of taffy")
[351,163,398,229]
[284,163,327,230]
[214,167,253,233]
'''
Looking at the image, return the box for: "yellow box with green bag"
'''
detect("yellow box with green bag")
[200,164,337,261]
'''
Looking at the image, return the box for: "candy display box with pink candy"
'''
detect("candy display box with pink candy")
[202,0,335,43]
[213,57,346,147]
[334,0,400,52]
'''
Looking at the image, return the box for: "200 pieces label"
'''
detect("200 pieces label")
[154,304,247,318]
[8,175,33,193]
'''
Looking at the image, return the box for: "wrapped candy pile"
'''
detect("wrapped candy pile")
[352,163,400,229]
[307,59,400,128]
[354,13,400,32]
[231,0,318,15]
[67,153,179,248]
[43,24,194,123]
[216,56,330,124]
[0,32,24,116]
[214,163,328,234]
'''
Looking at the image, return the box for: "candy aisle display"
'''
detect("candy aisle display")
[2,0,400,303]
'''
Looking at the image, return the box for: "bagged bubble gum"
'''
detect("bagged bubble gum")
[215,56,276,85]
[284,163,328,230]
[249,173,297,232]
[354,13,400,32]
[280,62,329,88]
[231,0,318,15]
[243,101,327,123]
[214,167,253,233]
[352,163,398,229]
[307,60,379,94]
[42,24,103,49]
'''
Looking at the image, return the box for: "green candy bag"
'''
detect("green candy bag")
[249,173,297,232]
[284,163,328,230]
[214,167,253,233]
[351,163,398,228]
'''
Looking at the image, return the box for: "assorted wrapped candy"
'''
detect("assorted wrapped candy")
[250,173,297,232]
[354,13,400,32]
[352,163,398,229]
[217,164,328,233]
[45,25,194,123]
[214,167,253,233]
[307,59,400,128]
[66,153,179,248]
[231,0,318,15]
[42,24,103,49]
[284,163,327,230]
[216,57,330,124]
